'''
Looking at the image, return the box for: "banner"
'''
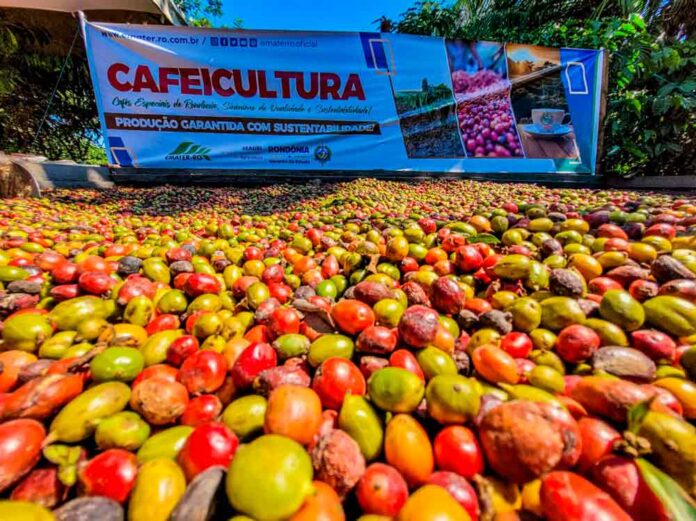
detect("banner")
[82,21,605,175]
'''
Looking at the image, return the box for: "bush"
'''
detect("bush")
[0,18,105,164]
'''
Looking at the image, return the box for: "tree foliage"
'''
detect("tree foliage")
[173,0,223,25]
[381,1,695,176]
[174,0,244,28]
[0,18,105,163]
[0,1,229,163]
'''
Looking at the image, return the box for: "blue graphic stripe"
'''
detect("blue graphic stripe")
[360,32,388,69]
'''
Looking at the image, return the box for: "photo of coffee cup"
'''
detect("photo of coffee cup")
[532,108,569,132]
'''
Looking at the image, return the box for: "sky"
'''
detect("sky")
[214,0,424,32]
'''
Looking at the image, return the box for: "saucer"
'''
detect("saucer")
[521,123,572,138]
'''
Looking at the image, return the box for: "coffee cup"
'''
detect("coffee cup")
[532,109,569,132]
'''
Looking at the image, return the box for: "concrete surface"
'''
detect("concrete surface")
[10,158,114,191]
[2,154,695,192]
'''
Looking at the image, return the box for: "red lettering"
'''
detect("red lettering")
[180,68,202,95]
[211,69,234,97]
[258,72,278,98]
[104,65,366,100]
[158,68,179,93]
[132,65,159,93]
[107,63,132,92]
[233,70,258,97]
[297,72,319,100]
[201,68,212,95]
[274,71,294,98]
[319,73,341,100]
[343,74,365,100]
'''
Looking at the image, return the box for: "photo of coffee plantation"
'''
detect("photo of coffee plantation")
[395,80,465,158]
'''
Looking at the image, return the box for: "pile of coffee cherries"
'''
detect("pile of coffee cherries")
[0,179,694,521]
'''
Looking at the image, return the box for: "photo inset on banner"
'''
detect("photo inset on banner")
[507,44,580,160]
[390,36,465,158]
[446,40,524,158]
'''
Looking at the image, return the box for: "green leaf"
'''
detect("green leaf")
[187,144,201,154]
[43,444,83,486]
[663,49,682,69]
[665,142,683,153]
[636,459,696,520]
[627,398,652,433]
[653,97,671,115]
[677,80,696,93]
[657,84,677,97]
[469,233,501,245]
[682,96,696,110]
[57,464,78,487]
[626,98,642,113]
[619,22,637,34]
[171,141,193,155]
[629,13,646,31]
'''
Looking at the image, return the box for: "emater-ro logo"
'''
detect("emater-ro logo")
[166,142,212,161]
